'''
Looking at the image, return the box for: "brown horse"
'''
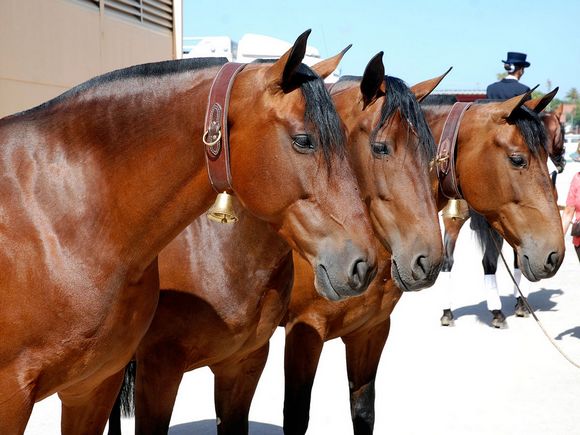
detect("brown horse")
[107,52,444,435]
[0,30,380,434]
[282,90,564,434]
[439,98,566,327]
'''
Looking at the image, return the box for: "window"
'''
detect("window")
[77,0,174,31]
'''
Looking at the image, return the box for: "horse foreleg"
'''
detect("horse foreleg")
[134,351,184,435]
[283,321,324,435]
[59,369,124,435]
[440,216,467,326]
[0,368,35,435]
[481,230,508,327]
[211,343,270,435]
[342,319,390,435]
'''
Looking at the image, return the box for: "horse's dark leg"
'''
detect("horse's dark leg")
[107,390,122,435]
[511,249,530,317]
[134,352,184,435]
[439,216,467,326]
[342,319,390,435]
[283,322,324,435]
[481,230,507,328]
[212,343,270,435]
[59,369,124,435]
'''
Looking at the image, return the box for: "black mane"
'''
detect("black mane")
[338,75,436,164]
[424,96,547,155]
[15,57,228,118]
[254,59,346,168]
[378,76,436,163]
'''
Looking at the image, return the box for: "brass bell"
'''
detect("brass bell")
[207,192,238,224]
[442,199,468,221]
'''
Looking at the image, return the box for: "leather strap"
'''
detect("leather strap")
[203,62,246,193]
[435,102,472,199]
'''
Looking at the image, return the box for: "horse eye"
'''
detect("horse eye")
[509,154,527,168]
[371,142,390,157]
[292,134,316,153]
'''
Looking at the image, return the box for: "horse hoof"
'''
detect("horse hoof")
[440,309,455,326]
[514,297,530,317]
[491,310,507,329]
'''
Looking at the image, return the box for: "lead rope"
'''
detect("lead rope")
[491,236,580,369]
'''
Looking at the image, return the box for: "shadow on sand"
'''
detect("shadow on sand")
[555,326,580,341]
[452,288,564,327]
[170,419,282,435]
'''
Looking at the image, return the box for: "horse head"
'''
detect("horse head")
[323,53,445,291]
[227,30,377,300]
[455,91,564,281]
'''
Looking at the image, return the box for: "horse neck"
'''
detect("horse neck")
[4,67,220,279]
[160,206,291,304]
[422,104,454,209]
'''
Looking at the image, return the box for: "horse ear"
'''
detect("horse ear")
[266,29,310,93]
[360,52,385,110]
[310,44,352,80]
[525,87,559,114]
[494,85,539,119]
[410,67,453,102]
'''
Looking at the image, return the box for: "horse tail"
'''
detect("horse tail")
[107,361,136,435]
[469,208,503,254]
[119,360,136,417]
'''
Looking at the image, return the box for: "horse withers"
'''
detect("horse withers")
[0,30,379,434]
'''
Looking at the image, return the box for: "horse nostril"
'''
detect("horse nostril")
[412,255,429,280]
[349,259,370,290]
[545,251,560,272]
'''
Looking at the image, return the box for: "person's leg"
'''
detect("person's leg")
[575,245,580,262]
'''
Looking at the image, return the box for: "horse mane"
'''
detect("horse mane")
[421,94,458,105]
[337,75,436,165]
[426,97,548,155]
[254,59,346,168]
[11,57,229,119]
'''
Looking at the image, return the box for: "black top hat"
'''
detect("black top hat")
[502,52,530,67]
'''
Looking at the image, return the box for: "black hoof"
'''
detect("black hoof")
[514,296,530,317]
[440,309,455,326]
[491,310,507,329]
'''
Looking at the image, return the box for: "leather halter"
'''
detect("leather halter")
[203,62,246,194]
[435,102,472,199]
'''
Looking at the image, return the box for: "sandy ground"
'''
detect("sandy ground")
[25,159,580,435]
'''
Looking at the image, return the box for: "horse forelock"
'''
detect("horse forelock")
[252,60,346,170]
[297,64,347,169]
[506,106,547,155]
[376,76,436,165]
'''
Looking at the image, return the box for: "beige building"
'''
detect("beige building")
[0,0,182,117]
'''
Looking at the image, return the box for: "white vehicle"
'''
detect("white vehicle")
[183,33,340,82]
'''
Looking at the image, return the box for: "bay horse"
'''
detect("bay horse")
[282,89,564,434]
[0,30,380,434]
[106,52,444,435]
[439,98,566,327]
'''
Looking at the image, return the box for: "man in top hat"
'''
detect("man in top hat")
[486,51,531,99]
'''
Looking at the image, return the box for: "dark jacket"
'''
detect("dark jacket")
[486,79,530,100]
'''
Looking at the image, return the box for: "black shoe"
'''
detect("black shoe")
[440,309,455,326]
[514,296,530,317]
[491,310,507,329]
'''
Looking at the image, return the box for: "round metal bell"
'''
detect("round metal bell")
[207,192,238,224]
[442,199,469,220]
